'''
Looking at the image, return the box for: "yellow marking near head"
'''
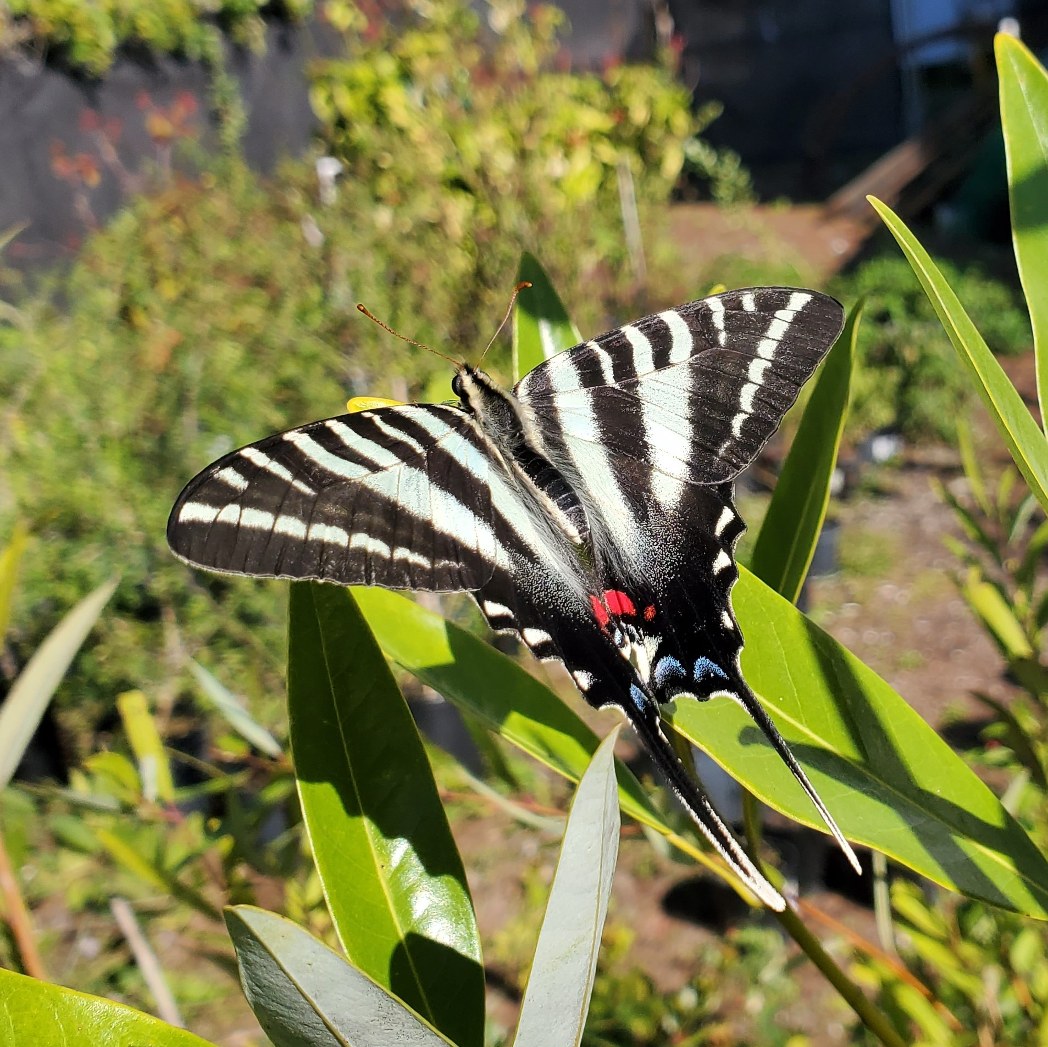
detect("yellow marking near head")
[346,396,405,413]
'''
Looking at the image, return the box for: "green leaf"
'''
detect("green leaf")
[351,588,742,891]
[287,583,483,1047]
[513,252,581,380]
[869,196,1048,513]
[513,727,621,1047]
[189,660,283,759]
[750,300,859,602]
[92,827,222,921]
[116,690,175,805]
[668,566,1048,917]
[0,967,217,1047]
[997,33,1048,428]
[960,572,1035,660]
[226,907,454,1047]
[0,522,28,642]
[0,578,118,791]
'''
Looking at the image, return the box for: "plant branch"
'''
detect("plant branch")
[0,824,47,980]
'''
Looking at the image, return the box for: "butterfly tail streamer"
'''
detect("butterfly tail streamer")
[730,679,862,875]
[625,706,787,911]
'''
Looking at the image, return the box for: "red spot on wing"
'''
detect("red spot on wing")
[589,594,610,628]
[604,590,636,617]
[643,604,656,621]
[590,589,639,632]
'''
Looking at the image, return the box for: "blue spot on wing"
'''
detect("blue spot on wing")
[629,684,650,714]
[653,656,685,689]
[693,656,729,682]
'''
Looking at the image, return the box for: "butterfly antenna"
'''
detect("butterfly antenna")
[478,281,532,364]
[730,678,862,875]
[356,304,458,367]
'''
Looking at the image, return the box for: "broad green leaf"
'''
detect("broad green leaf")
[226,907,454,1047]
[513,252,581,379]
[189,660,283,759]
[351,588,743,893]
[997,33,1048,427]
[288,583,483,1047]
[513,728,621,1047]
[869,197,1048,513]
[750,301,859,601]
[0,522,28,642]
[0,968,216,1047]
[0,577,118,791]
[669,566,1048,917]
[117,690,175,804]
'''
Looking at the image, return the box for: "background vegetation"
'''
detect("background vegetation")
[1,3,1046,1046]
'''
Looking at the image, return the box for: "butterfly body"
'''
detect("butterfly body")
[169,286,857,910]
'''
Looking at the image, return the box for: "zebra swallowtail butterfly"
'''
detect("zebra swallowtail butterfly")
[168,285,858,910]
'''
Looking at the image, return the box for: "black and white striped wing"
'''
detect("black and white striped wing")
[516,287,844,491]
[168,404,503,591]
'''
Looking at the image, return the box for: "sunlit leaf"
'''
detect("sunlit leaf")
[0,968,217,1047]
[0,578,118,791]
[669,567,1048,917]
[288,583,483,1047]
[513,253,581,379]
[997,33,1048,428]
[751,301,859,601]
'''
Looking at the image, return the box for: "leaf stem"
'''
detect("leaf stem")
[773,901,907,1047]
[0,821,47,980]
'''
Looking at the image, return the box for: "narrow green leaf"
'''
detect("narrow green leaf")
[92,827,222,921]
[955,419,991,517]
[287,583,483,1047]
[869,196,1048,513]
[0,522,28,642]
[513,253,581,379]
[189,660,283,759]
[0,578,118,791]
[997,33,1048,427]
[961,573,1036,660]
[750,300,859,601]
[226,907,454,1047]
[669,566,1048,917]
[0,967,217,1047]
[513,728,621,1047]
[117,690,175,805]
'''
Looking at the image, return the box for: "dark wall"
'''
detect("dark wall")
[668,0,902,196]
[0,20,326,270]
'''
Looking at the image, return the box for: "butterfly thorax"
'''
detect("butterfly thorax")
[455,365,590,546]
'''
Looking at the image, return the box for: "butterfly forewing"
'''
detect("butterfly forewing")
[168,404,506,591]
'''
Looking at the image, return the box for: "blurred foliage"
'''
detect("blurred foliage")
[582,924,803,1047]
[3,0,313,75]
[309,0,702,346]
[850,431,1048,1046]
[830,255,1030,441]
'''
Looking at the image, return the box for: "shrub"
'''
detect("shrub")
[831,254,1030,441]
